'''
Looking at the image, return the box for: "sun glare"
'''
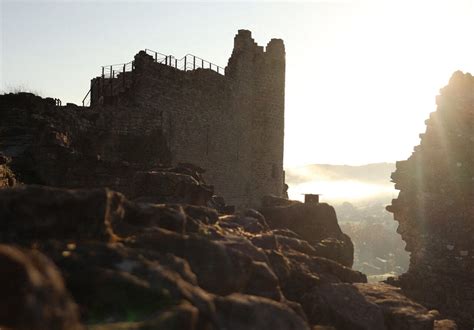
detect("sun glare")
[288,179,396,204]
[284,0,474,167]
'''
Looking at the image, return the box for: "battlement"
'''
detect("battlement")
[86,30,286,208]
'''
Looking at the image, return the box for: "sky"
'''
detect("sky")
[1,0,473,167]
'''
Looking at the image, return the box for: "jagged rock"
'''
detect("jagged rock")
[218,213,269,233]
[355,283,437,329]
[130,170,213,205]
[244,260,283,301]
[207,194,235,214]
[0,245,82,330]
[286,252,367,284]
[434,319,458,330]
[302,282,440,329]
[0,185,123,242]
[116,202,188,235]
[260,201,354,267]
[37,241,216,326]
[387,71,474,328]
[0,184,453,329]
[130,228,255,296]
[304,283,386,329]
[88,302,199,330]
[214,293,310,330]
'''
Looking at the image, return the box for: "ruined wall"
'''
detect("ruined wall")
[89,30,286,208]
[387,71,474,328]
[0,92,170,195]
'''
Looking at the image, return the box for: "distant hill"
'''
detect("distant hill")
[284,163,408,277]
[285,163,396,186]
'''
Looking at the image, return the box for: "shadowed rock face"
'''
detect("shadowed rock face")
[0,245,83,330]
[387,71,474,328]
[0,184,453,329]
[0,153,15,188]
[260,199,354,267]
[0,92,171,195]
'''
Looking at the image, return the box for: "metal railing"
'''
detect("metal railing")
[82,49,224,106]
[145,49,225,75]
[101,61,134,79]
[82,84,93,107]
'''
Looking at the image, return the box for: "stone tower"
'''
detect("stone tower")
[225,30,286,207]
[87,30,286,208]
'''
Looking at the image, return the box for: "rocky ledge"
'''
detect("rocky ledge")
[0,183,455,330]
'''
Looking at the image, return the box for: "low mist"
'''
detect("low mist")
[285,163,410,282]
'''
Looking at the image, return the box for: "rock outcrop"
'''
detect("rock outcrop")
[0,92,171,195]
[387,71,474,328]
[0,153,15,188]
[0,183,451,329]
[261,197,354,267]
[0,244,83,330]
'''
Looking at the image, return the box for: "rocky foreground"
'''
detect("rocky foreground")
[0,179,456,329]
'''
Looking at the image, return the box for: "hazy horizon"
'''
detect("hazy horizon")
[285,162,397,204]
[2,0,473,166]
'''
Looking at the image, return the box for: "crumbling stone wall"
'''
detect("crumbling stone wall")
[0,92,170,194]
[89,30,286,208]
[387,71,474,328]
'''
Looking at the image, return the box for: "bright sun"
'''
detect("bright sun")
[284,0,474,167]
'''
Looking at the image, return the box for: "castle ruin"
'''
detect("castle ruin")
[87,29,286,208]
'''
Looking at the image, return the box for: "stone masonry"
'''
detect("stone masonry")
[387,71,474,328]
[89,30,286,208]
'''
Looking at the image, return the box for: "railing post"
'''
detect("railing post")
[193,56,196,70]
[202,59,204,68]
[217,67,219,74]
[184,56,187,71]
[109,66,112,79]
[123,64,126,87]
[155,52,157,62]
[175,58,177,68]
[101,66,105,78]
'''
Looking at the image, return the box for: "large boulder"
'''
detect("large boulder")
[130,170,213,205]
[130,228,254,296]
[214,293,310,330]
[0,185,124,242]
[260,201,354,267]
[354,283,438,330]
[0,245,82,330]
